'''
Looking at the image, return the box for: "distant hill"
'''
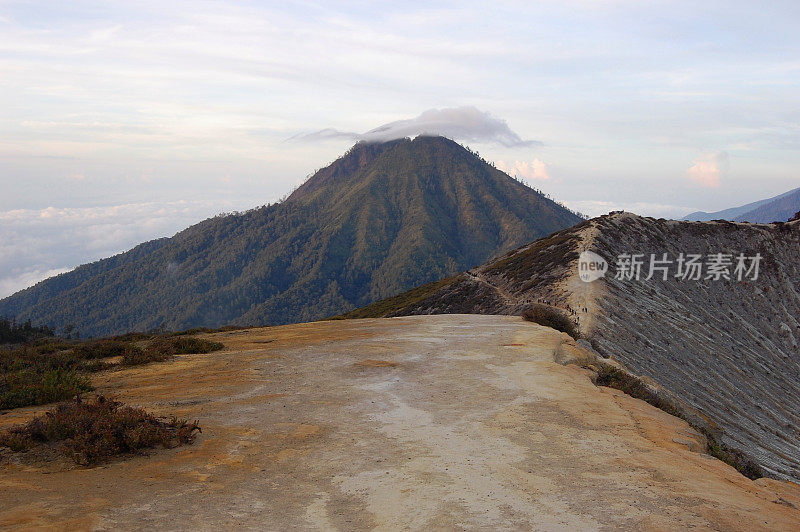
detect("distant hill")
[730,187,800,223]
[0,136,582,337]
[684,186,800,222]
[345,213,800,482]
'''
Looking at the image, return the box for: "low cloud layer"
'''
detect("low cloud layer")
[687,151,728,187]
[292,107,540,147]
[496,159,551,181]
[0,200,236,299]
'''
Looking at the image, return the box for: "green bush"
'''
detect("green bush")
[1,334,224,409]
[593,364,763,480]
[701,428,764,480]
[171,327,214,336]
[594,366,682,418]
[0,369,92,410]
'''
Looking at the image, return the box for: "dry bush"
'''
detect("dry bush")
[0,395,200,465]
[522,304,580,339]
[73,339,131,359]
[121,337,223,366]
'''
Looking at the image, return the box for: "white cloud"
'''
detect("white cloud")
[687,151,728,187]
[291,107,540,148]
[496,159,550,180]
[0,200,237,298]
[0,268,72,300]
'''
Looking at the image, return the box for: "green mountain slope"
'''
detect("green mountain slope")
[0,136,582,336]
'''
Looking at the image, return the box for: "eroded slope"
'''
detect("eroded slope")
[352,214,800,481]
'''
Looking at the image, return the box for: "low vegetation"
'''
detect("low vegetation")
[333,276,459,319]
[162,337,224,355]
[1,369,92,411]
[484,228,584,290]
[1,341,95,410]
[595,366,683,418]
[1,332,224,410]
[121,337,223,366]
[702,428,764,480]
[0,395,200,465]
[522,304,580,339]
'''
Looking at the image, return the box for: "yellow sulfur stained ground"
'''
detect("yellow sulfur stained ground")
[1,315,798,530]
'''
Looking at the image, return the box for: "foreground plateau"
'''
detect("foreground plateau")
[1,315,799,530]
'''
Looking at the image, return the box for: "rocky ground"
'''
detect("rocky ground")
[1,315,799,530]
[386,214,800,482]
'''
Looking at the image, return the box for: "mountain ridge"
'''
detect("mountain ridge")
[684,186,800,222]
[0,136,583,336]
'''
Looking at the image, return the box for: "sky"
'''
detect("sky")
[1,0,799,297]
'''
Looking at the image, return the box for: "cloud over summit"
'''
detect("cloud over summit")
[292,107,540,148]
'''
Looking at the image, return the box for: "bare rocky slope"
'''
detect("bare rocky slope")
[345,213,800,481]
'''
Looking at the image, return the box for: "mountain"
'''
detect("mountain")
[0,136,583,337]
[731,187,800,223]
[345,213,800,482]
[684,186,800,222]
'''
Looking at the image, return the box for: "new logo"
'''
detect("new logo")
[578,251,608,283]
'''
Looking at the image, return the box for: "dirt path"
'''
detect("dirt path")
[563,223,604,336]
[465,269,520,308]
[1,315,798,530]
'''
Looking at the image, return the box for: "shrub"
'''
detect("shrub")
[111,332,154,343]
[74,339,130,359]
[522,304,580,339]
[0,395,201,465]
[120,337,222,366]
[1,333,224,409]
[0,429,32,452]
[164,337,224,355]
[171,327,214,336]
[0,369,92,410]
[700,428,764,480]
[120,344,167,366]
[594,366,682,418]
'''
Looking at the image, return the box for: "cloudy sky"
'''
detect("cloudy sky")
[2,0,799,297]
